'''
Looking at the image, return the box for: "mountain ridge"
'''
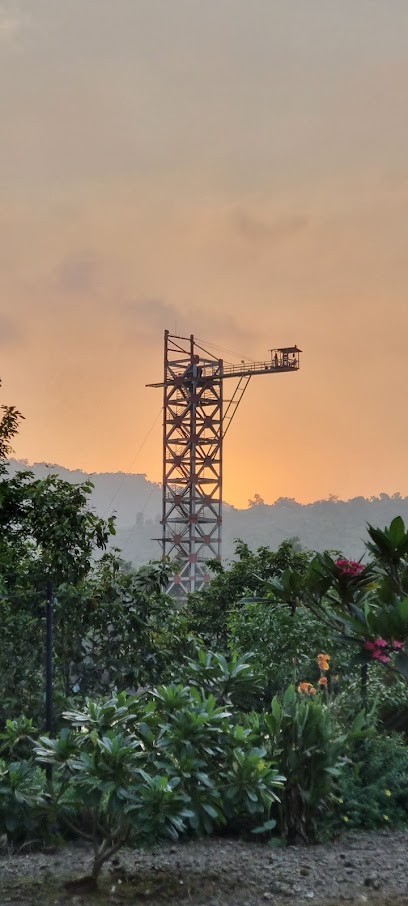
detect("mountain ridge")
[5,460,408,566]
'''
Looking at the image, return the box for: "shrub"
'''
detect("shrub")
[0,717,47,844]
[257,685,355,842]
[0,758,46,842]
[337,734,408,831]
[186,540,311,646]
[171,648,266,710]
[228,603,334,697]
[34,687,284,885]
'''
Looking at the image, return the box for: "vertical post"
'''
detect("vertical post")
[218,366,223,562]
[190,334,197,594]
[45,579,53,781]
[161,330,169,564]
[361,661,368,720]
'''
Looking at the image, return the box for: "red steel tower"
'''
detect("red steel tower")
[147,331,301,597]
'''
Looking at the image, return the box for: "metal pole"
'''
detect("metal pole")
[189,335,197,594]
[162,330,169,563]
[45,580,53,781]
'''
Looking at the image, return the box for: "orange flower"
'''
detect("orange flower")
[318,676,328,687]
[317,654,331,672]
[297,682,317,696]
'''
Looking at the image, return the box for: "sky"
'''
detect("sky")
[0,0,407,508]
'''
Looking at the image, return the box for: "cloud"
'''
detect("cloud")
[0,314,23,347]
[0,5,28,46]
[122,298,256,351]
[55,250,97,295]
[128,298,181,333]
[231,209,310,245]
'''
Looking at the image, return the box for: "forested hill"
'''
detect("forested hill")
[6,460,162,524]
[6,460,408,565]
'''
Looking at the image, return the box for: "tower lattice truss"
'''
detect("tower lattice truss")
[147,331,301,597]
[161,335,222,597]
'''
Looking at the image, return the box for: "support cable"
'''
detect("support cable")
[194,336,257,364]
[102,407,163,520]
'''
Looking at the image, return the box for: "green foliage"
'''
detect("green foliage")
[173,649,265,709]
[258,685,357,842]
[0,381,22,468]
[33,687,283,883]
[3,405,408,869]
[0,445,118,724]
[51,556,176,700]
[0,718,47,843]
[186,540,311,645]
[337,734,408,831]
[228,602,333,697]
[0,549,186,724]
[265,533,408,683]
[367,517,408,589]
[0,597,45,722]
[0,758,46,840]
[373,671,408,732]
[0,716,38,760]
[0,470,115,588]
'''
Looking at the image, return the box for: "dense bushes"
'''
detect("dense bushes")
[2,687,284,882]
[2,674,359,874]
[228,601,334,696]
[338,734,408,831]
[1,391,408,880]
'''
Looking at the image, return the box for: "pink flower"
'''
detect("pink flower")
[363,641,376,651]
[374,639,388,648]
[372,650,390,664]
[392,641,404,651]
[335,558,365,577]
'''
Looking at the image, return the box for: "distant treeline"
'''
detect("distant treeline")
[7,461,408,565]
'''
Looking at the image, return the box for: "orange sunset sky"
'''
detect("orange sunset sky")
[1,0,407,508]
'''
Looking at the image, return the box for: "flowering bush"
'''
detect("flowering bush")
[297,682,317,696]
[317,653,331,672]
[260,684,356,842]
[335,559,365,578]
[363,638,405,666]
[298,655,331,699]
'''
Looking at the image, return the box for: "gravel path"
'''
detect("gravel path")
[0,830,407,905]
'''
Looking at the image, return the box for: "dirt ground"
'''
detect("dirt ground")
[1,830,408,906]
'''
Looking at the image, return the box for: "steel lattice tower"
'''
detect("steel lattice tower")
[147,330,301,597]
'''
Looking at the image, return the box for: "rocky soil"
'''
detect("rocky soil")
[0,831,408,905]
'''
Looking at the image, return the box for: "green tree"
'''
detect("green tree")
[0,386,118,725]
[0,381,22,466]
[186,540,311,646]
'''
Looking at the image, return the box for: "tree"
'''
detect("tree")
[0,384,117,726]
[186,540,311,646]
[0,380,23,467]
[248,493,265,507]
